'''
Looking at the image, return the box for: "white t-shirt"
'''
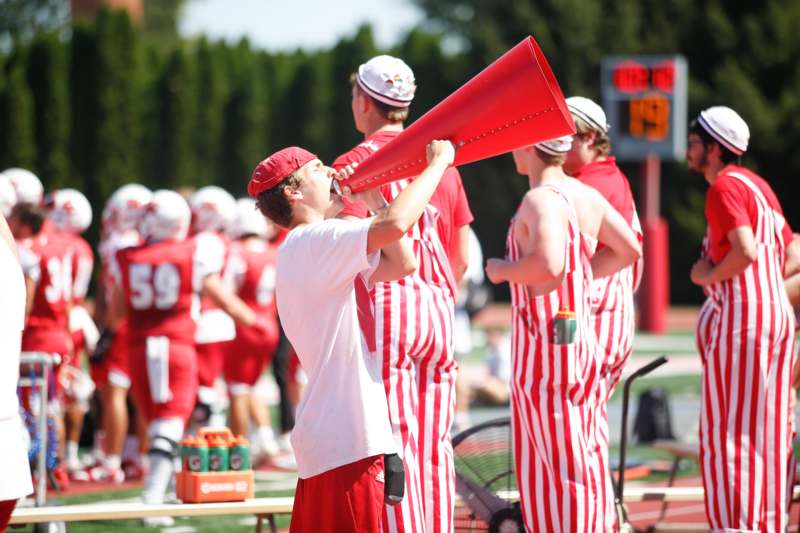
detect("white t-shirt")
[0,237,33,500]
[192,231,236,343]
[276,218,395,479]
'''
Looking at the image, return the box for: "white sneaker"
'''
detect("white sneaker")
[141,515,175,528]
[87,464,126,484]
[260,436,281,458]
[277,432,293,453]
[270,453,297,471]
[65,456,84,474]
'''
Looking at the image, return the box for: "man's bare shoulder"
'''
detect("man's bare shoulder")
[518,187,563,220]
[565,177,606,207]
[520,187,556,209]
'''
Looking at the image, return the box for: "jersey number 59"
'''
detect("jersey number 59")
[129,263,181,310]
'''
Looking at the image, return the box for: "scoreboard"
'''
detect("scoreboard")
[600,55,688,162]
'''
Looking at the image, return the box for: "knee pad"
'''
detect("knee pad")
[148,418,184,459]
[149,435,178,460]
[192,401,212,425]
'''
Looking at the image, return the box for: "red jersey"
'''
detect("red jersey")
[113,234,223,345]
[228,238,278,320]
[572,157,635,226]
[67,233,94,304]
[705,165,793,264]
[18,233,73,331]
[99,230,142,308]
[333,130,474,257]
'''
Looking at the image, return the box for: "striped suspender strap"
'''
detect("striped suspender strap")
[726,171,787,250]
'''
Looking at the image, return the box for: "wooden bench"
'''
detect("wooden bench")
[10,497,295,533]
[651,439,699,461]
[495,485,793,503]
[638,441,800,532]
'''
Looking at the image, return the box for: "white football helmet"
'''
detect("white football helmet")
[3,167,43,205]
[104,183,152,233]
[139,189,191,242]
[189,185,236,234]
[229,198,273,239]
[0,175,17,217]
[47,188,93,234]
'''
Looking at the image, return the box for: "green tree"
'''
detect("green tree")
[217,40,267,196]
[397,29,464,122]
[27,31,69,188]
[265,51,303,151]
[414,0,800,303]
[91,9,142,202]
[328,25,377,155]
[283,52,334,161]
[150,47,196,187]
[0,56,36,168]
[142,0,186,46]
[68,22,97,195]
[191,38,225,186]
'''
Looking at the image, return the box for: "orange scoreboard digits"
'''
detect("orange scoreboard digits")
[628,93,669,142]
[601,56,688,161]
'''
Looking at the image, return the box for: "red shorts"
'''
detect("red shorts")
[129,338,198,423]
[71,328,85,358]
[21,326,72,400]
[0,498,18,531]
[21,326,71,356]
[288,348,303,385]
[290,455,385,533]
[91,326,132,390]
[224,325,279,388]
[196,341,230,389]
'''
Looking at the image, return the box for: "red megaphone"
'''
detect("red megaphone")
[340,36,575,193]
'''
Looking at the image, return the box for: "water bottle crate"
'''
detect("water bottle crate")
[176,469,255,503]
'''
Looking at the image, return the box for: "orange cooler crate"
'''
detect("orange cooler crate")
[177,427,255,503]
[176,469,254,503]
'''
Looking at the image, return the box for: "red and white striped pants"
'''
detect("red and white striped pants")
[510,310,604,533]
[697,294,796,533]
[591,272,636,533]
[378,282,456,533]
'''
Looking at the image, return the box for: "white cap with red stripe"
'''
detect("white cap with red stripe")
[356,55,416,108]
[566,96,609,134]
[697,106,750,155]
[536,135,573,155]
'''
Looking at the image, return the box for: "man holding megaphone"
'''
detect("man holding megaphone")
[333,55,473,533]
[248,140,455,533]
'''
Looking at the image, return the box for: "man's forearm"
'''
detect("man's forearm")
[591,247,635,279]
[707,248,754,284]
[499,253,562,285]
[203,276,256,326]
[370,236,417,283]
[785,272,800,307]
[784,238,800,279]
[380,159,448,232]
[450,225,470,286]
